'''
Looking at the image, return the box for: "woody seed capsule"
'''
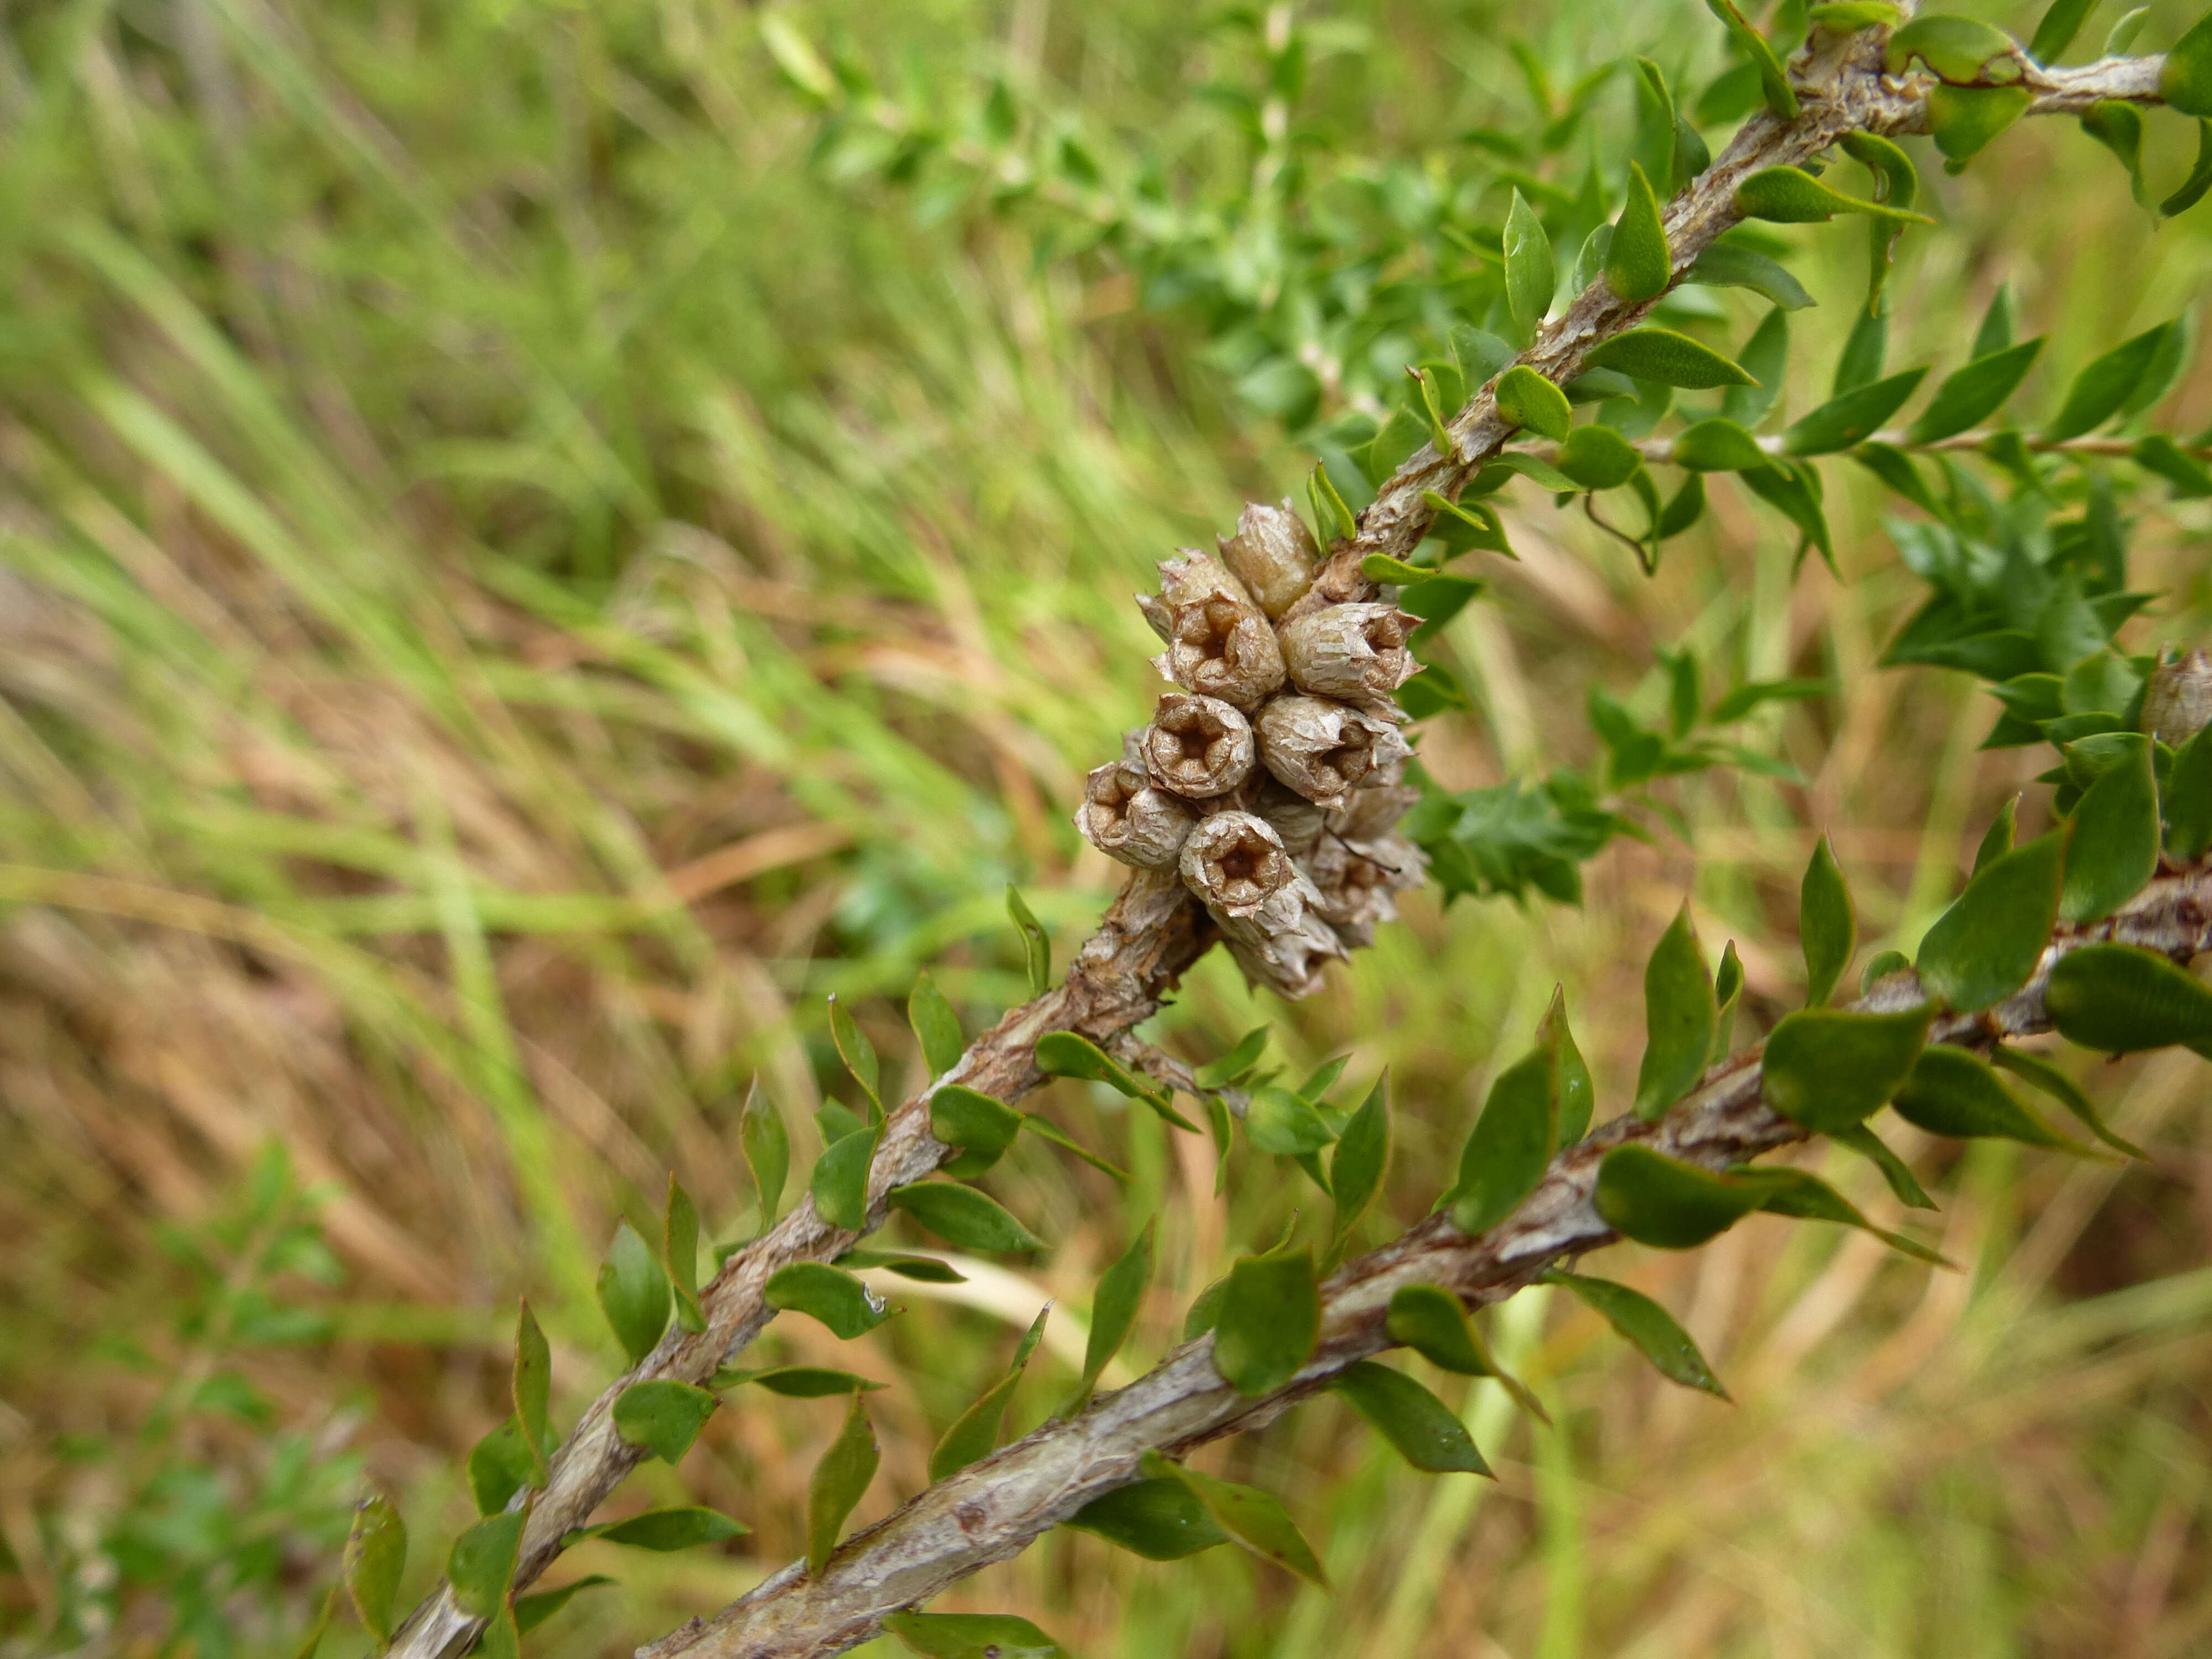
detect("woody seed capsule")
[1218,498,1320,618]
[1076,760,1198,869]
[1150,550,1286,710]
[1306,831,1427,949]
[1279,602,1421,706]
[1255,695,1412,808]
[2143,646,2212,746]
[1142,692,1257,799]
[1177,811,1295,918]
[1326,774,1421,842]
[1253,776,1326,859]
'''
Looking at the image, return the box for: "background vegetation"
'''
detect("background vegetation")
[2,1,2209,1655]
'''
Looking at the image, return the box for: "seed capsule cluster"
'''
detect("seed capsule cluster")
[1074,500,1427,997]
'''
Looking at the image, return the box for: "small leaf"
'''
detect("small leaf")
[1595,1145,1764,1248]
[343,1494,407,1645]
[1605,161,1671,302]
[1246,1083,1339,1156]
[1887,14,2020,80]
[466,1419,536,1517]
[1735,165,1933,225]
[1450,1047,1557,1235]
[1862,949,1914,994]
[293,1586,337,1659]
[1635,904,1717,1120]
[930,1307,1048,1480]
[1542,1269,1729,1398]
[2161,12,2212,116]
[2161,119,2212,215]
[1975,795,2020,875]
[1686,242,1813,310]
[1585,328,1756,389]
[827,994,882,1119]
[1799,835,1856,1006]
[2082,100,2147,202]
[1908,338,2045,444]
[765,1262,894,1339]
[741,1083,791,1223]
[1541,989,1597,1144]
[806,1391,880,1574]
[1831,1121,1939,1210]
[1194,1025,1271,1089]
[2047,943,2212,1053]
[574,1507,747,1551]
[1741,461,1833,567]
[1308,461,1357,542]
[1213,1247,1320,1396]
[716,1365,888,1397]
[1712,940,1745,1063]
[2167,723,2212,858]
[1702,0,1801,118]
[1784,368,1927,456]
[1671,417,1769,472]
[1725,307,1790,427]
[909,972,966,1080]
[1929,84,2032,168]
[1916,830,2068,1010]
[1494,365,1572,442]
[513,1578,615,1637]
[1811,2,1902,30]
[1006,885,1051,997]
[1383,1284,1549,1421]
[1018,1113,1129,1181]
[1504,190,1556,344]
[664,1176,704,1334]
[1729,1165,1950,1264]
[1557,424,1645,489]
[1137,1450,1326,1584]
[512,1299,551,1485]
[1034,1031,1195,1129]
[836,1248,967,1282]
[1710,677,1827,723]
[1657,473,1708,538]
[1064,1478,1230,1560]
[1990,1044,2147,1157]
[1891,1047,2072,1147]
[883,1612,1071,1659]
[1761,1005,1933,1134]
[2044,323,2173,440]
[612,1380,717,1464]
[1079,1220,1155,1399]
[1330,1079,1392,1241]
[598,1219,671,1366]
[448,1512,526,1620]
[1331,1361,1492,1475]
[2030,0,2098,61]
[2060,736,2158,922]
[887,1181,1042,1253]
[931,1084,1022,1163]
[812,1126,880,1235]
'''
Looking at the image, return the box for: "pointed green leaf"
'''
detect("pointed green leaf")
[827,994,882,1119]
[2060,735,2158,922]
[1079,1220,1155,1398]
[1137,1450,1326,1584]
[714,1365,888,1397]
[1916,829,2068,1010]
[466,1418,536,1517]
[1585,328,1756,389]
[931,1308,1047,1480]
[1975,795,2020,875]
[883,1612,1070,1659]
[1246,1083,1339,1155]
[2161,12,2212,115]
[1740,460,1833,567]
[1728,1165,1950,1264]
[2044,323,2173,440]
[909,972,966,1080]
[1213,1247,1319,1396]
[1006,885,1051,996]
[448,1512,526,1620]
[664,1175,704,1333]
[1451,1047,1558,1235]
[1891,1046,2072,1147]
[612,1380,717,1465]
[1974,285,2018,357]
[1034,1031,1195,1129]
[1762,1005,1934,1134]
[1671,417,1769,471]
[740,1083,790,1223]
[513,1577,615,1636]
[2082,100,2148,202]
[1725,307,1790,427]
[2166,723,2212,858]
[1799,834,1857,1006]
[1194,1025,1271,1089]
[343,1494,407,1645]
[1493,366,1572,442]
[1557,423,1645,489]
[2047,943,2212,1053]
[1595,1145,1764,1248]
[1812,3,1903,33]
[807,1391,879,1574]
[1735,165,1933,225]
[1541,988,1596,1144]
[1383,1284,1550,1421]
[1830,1121,1939,1210]
[1712,940,1745,1063]
[1181,1274,1228,1342]
[598,1219,671,1366]
[835,1248,967,1282]
[2161,119,2212,215]
[1861,950,1914,995]
[1833,305,1890,397]
[765,1262,893,1338]
[1635,904,1718,1120]
[1330,1079,1392,1240]
[2030,0,2098,61]
[1017,1113,1129,1181]
[1605,161,1671,302]
[1542,1269,1729,1397]
[575,1507,747,1551]
[1686,242,1813,310]
[512,1299,551,1485]
[1929,84,2032,167]
[1887,14,2020,79]
[1657,472,1708,538]
[1702,0,1801,118]
[812,1126,881,1234]
[1504,190,1556,343]
[1990,1044,2148,1157]
[1783,368,1927,456]
[1331,1361,1492,1474]
[931,1084,1021,1164]
[887,1181,1042,1253]
[1064,1477,1230,1559]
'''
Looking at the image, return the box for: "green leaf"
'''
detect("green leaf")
[2047,942,2212,1053]
[1382,1284,1549,1420]
[664,1175,704,1334]
[1136,1450,1326,1584]
[909,972,966,1079]
[1687,243,1813,310]
[1451,1047,1558,1235]
[765,1262,893,1339]
[1472,451,1580,493]
[1034,1031,1195,1129]
[1990,1044,2148,1157]
[2044,323,2173,440]
[448,1512,526,1620]
[931,1307,1047,1480]
[1975,285,2018,357]
[931,1084,1022,1166]
[1891,1046,2071,1147]
[806,1391,879,1574]
[1831,1121,1939,1210]
[1557,424,1645,489]
[466,1418,536,1517]
[1783,368,1927,456]
[1702,0,1801,118]
[1727,1165,1949,1264]
[1974,800,2018,883]
[1887,14,2020,80]
[1064,1478,1230,1560]
[1862,949,1914,994]
[2134,433,2212,497]
[1761,1005,1933,1134]
[1330,1079,1392,1241]
[2161,119,2212,215]
[1006,885,1050,997]
[1713,940,1745,1063]
[812,1126,881,1234]
[1331,1361,1492,1475]
[888,1181,1042,1253]
[883,1612,1070,1659]
[1929,84,2032,168]
[1504,189,1556,344]
[612,1380,717,1464]
[2167,723,2212,858]
[1246,1083,1339,1156]
[512,1298,551,1486]
[1309,461,1358,542]
[1811,2,1902,29]
[759,13,838,102]
[2060,736,2158,922]
[1585,328,1756,389]
[714,1365,888,1397]
[1671,417,1768,472]
[1493,365,1572,442]
[1735,165,1933,225]
[2161,12,2212,116]
[1740,460,1833,568]
[1605,161,1671,302]
[1540,987,1597,1144]
[2030,0,2098,60]
[741,1083,790,1223]
[1542,1269,1729,1397]
[2082,100,2147,202]
[1182,1274,1227,1341]
[1710,677,1827,723]
[513,1578,615,1636]
[827,994,882,1119]
[1213,1247,1320,1396]
[1595,1145,1762,1248]
[1018,1113,1129,1182]
[1634,905,1717,1120]
[1833,305,1890,398]
[342,1494,407,1645]
[598,1219,671,1366]
[292,1585,337,1659]
[1079,1220,1155,1399]
[1724,307,1790,428]
[1657,472,1708,538]
[1916,829,2068,1010]
[1194,1025,1270,1089]
[1799,834,1856,1006]
[572,1507,747,1551]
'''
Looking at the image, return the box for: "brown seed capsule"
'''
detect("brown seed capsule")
[1224,898,1349,999]
[1218,498,1320,618]
[1306,831,1427,948]
[1326,775,1421,843]
[1279,602,1420,706]
[1075,761,1198,869]
[1134,591,1173,644]
[1253,776,1327,859]
[1177,811,1294,918]
[1254,695,1411,808]
[2143,646,2212,746]
[1149,550,1286,710]
[1142,692,1257,799]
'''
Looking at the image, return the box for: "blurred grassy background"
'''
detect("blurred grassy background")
[2,1,2210,1655]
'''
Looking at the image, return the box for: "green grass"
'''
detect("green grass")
[3,2,2211,1655]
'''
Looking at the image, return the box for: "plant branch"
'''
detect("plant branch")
[1523,430,2210,466]
[643,862,2212,1659]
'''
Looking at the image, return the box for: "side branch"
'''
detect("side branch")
[645,863,2212,1659]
